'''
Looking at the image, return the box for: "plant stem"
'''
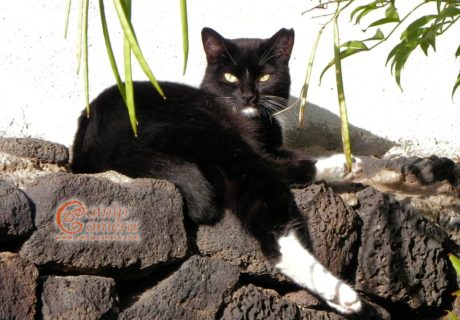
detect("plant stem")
[333,2,353,170]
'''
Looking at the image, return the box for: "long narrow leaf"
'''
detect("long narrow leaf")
[298,25,324,128]
[123,0,138,136]
[452,70,460,100]
[180,0,189,75]
[82,0,89,116]
[320,46,368,83]
[76,0,84,74]
[99,0,126,102]
[333,15,352,171]
[113,0,165,98]
[64,0,72,39]
[449,254,460,275]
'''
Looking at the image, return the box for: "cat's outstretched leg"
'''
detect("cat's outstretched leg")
[275,230,362,314]
[315,154,363,183]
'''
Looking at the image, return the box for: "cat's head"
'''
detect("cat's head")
[200,28,294,119]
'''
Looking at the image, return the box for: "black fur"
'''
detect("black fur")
[71,28,316,261]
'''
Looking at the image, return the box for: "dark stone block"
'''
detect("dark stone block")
[19,172,188,276]
[0,179,34,243]
[0,252,38,320]
[0,137,69,165]
[119,256,240,320]
[40,275,118,320]
[221,284,300,320]
[355,187,455,314]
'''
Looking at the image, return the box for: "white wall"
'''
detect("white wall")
[0,1,459,157]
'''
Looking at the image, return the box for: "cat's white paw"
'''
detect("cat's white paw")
[325,283,362,314]
[315,154,363,183]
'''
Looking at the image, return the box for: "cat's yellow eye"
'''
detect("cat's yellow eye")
[224,73,239,83]
[259,74,271,82]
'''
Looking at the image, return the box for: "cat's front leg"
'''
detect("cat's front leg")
[275,231,362,314]
[315,154,363,183]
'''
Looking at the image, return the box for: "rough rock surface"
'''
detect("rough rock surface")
[0,252,39,320]
[221,284,300,320]
[196,210,283,281]
[292,184,361,280]
[19,171,188,275]
[40,275,118,320]
[0,179,34,242]
[119,256,240,320]
[197,183,361,283]
[0,137,69,165]
[355,187,455,314]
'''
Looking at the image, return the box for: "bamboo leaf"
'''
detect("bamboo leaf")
[368,17,399,28]
[341,40,369,50]
[452,70,460,100]
[436,7,460,22]
[455,44,460,58]
[113,0,165,98]
[351,2,379,25]
[82,0,89,116]
[363,28,385,41]
[449,254,460,275]
[446,311,460,320]
[298,26,324,128]
[320,46,368,82]
[400,15,436,40]
[64,0,72,39]
[180,0,189,75]
[76,0,85,74]
[99,0,126,102]
[368,4,400,28]
[122,0,138,136]
[385,4,400,21]
[333,16,352,171]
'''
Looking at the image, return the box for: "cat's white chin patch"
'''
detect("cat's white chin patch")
[275,232,362,314]
[241,107,258,117]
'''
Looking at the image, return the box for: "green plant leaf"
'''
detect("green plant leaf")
[455,44,460,58]
[436,6,460,22]
[341,40,369,50]
[298,25,325,128]
[400,15,436,40]
[82,0,89,116]
[368,4,400,28]
[64,0,72,39]
[386,41,417,89]
[76,0,85,74]
[446,311,460,320]
[363,28,385,41]
[113,0,165,98]
[350,2,379,25]
[122,0,138,136]
[333,15,352,171]
[99,0,126,102]
[452,70,460,100]
[320,43,369,82]
[449,254,460,275]
[180,0,189,75]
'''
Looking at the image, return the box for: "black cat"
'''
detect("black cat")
[71,27,362,314]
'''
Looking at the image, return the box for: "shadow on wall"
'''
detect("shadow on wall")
[278,98,395,157]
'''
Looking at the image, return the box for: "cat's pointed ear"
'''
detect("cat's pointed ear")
[268,28,295,62]
[202,28,227,64]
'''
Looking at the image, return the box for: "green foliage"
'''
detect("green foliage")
[66,0,189,135]
[300,0,460,170]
